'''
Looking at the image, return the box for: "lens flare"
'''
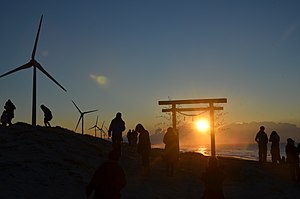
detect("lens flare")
[90,74,108,86]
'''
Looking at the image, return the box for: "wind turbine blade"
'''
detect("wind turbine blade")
[83,109,98,114]
[75,116,82,131]
[88,126,95,130]
[31,15,43,60]
[96,116,99,126]
[34,61,67,92]
[72,100,82,114]
[101,121,105,128]
[0,62,32,78]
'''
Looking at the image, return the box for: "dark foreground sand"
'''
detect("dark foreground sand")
[1,123,300,199]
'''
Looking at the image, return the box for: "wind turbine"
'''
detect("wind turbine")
[0,15,67,127]
[103,125,109,139]
[98,121,106,139]
[89,116,101,137]
[72,100,98,135]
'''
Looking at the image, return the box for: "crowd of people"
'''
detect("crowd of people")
[87,121,300,199]
[255,125,300,181]
[87,112,153,198]
[87,111,225,199]
[2,105,300,198]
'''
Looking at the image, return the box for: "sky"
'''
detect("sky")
[0,0,300,136]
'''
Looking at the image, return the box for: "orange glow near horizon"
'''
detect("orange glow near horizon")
[195,119,210,133]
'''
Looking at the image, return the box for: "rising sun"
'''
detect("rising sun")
[195,119,210,132]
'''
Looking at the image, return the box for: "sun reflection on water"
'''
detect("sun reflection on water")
[195,146,210,156]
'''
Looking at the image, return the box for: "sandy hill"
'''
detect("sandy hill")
[1,123,300,199]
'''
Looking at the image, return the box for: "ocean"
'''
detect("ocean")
[152,143,288,161]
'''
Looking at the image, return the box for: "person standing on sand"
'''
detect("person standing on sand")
[86,149,126,199]
[136,123,151,176]
[131,129,138,147]
[163,127,179,176]
[255,126,268,162]
[127,129,132,146]
[269,130,281,164]
[285,138,300,181]
[108,112,125,156]
[201,156,225,199]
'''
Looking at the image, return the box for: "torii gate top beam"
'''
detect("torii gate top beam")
[158,98,227,105]
[162,107,223,112]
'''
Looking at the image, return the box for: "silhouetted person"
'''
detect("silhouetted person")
[40,104,52,127]
[127,129,132,146]
[285,138,300,181]
[131,129,138,146]
[201,156,225,199]
[86,149,126,199]
[4,99,16,126]
[163,127,179,176]
[136,123,151,176]
[269,130,281,164]
[108,112,125,155]
[255,126,268,162]
[1,110,9,127]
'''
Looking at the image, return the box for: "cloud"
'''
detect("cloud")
[283,22,299,40]
[90,74,108,87]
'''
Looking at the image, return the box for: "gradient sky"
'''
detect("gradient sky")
[1,0,300,135]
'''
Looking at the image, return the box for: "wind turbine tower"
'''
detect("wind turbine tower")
[0,15,67,126]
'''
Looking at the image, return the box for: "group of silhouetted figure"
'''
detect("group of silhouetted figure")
[255,125,300,181]
[5,104,300,198]
[86,112,225,199]
[86,112,152,198]
[126,129,138,147]
[0,99,52,127]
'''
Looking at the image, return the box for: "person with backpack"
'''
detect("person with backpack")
[40,104,53,127]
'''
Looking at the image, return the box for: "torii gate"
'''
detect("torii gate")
[158,98,227,156]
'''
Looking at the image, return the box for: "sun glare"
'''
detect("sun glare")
[195,119,210,132]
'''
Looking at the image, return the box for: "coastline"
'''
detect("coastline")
[152,143,288,162]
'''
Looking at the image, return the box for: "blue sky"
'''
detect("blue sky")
[1,0,300,135]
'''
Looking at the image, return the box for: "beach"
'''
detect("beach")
[1,123,300,199]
